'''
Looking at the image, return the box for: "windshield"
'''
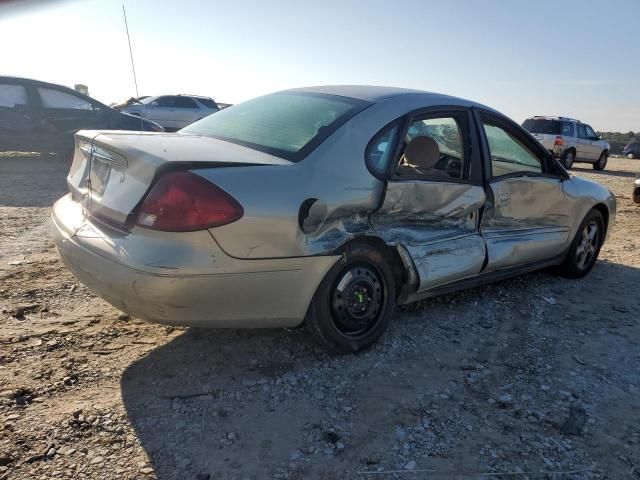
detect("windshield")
[181,92,369,161]
[522,119,573,136]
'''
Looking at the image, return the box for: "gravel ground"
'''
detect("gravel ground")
[0,154,639,480]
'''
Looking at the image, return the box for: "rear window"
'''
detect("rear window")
[0,84,27,107]
[522,119,573,136]
[181,92,369,161]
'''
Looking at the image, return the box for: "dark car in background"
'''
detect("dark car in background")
[622,142,640,159]
[0,76,163,157]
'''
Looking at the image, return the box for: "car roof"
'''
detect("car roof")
[0,75,107,107]
[286,85,490,109]
[526,115,582,123]
[147,94,214,100]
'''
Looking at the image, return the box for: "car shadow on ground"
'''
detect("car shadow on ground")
[120,260,640,479]
[571,166,637,178]
[0,153,69,207]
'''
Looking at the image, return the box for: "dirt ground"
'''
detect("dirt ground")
[1,153,639,480]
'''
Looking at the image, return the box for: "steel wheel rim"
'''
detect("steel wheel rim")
[330,263,385,337]
[576,221,599,270]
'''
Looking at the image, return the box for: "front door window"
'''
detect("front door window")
[481,121,542,177]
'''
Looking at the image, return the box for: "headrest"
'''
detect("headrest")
[403,136,440,169]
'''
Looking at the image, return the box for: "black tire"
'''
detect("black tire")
[558,209,605,279]
[562,149,575,169]
[593,151,608,170]
[627,153,635,159]
[306,242,396,354]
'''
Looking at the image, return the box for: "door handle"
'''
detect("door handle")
[497,193,510,206]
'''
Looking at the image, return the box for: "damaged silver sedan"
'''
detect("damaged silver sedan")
[51,86,616,353]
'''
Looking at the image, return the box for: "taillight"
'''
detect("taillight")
[554,136,563,146]
[136,171,243,232]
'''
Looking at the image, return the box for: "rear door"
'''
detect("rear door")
[370,108,487,291]
[173,96,201,127]
[35,86,108,152]
[476,111,572,271]
[576,123,592,160]
[145,96,178,128]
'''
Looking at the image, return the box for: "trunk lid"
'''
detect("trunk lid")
[67,130,291,227]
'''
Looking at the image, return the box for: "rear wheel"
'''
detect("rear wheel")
[558,209,604,278]
[593,151,608,170]
[562,149,575,169]
[306,243,396,354]
[628,153,636,159]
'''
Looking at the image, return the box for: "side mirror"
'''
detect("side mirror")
[597,135,603,140]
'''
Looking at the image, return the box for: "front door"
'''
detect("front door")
[370,109,487,291]
[576,123,593,160]
[476,111,572,271]
[584,124,601,159]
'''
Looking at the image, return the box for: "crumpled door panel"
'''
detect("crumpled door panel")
[371,181,487,292]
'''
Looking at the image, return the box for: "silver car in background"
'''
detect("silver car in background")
[51,86,616,353]
[122,94,219,131]
[523,116,610,170]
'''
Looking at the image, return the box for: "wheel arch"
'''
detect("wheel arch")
[332,235,409,298]
[592,203,610,236]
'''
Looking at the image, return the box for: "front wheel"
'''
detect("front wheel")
[627,153,636,159]
[558,209,605,278]
[306,243,396,354]
[593,151,608,170]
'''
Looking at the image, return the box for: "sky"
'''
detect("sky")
[1,0,638,132]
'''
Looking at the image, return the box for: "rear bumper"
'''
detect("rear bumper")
[51,194,339,327]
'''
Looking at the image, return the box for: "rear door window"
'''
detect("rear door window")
[174,97,197,108]
[38,88,94,110]
[561,122,574,136]
[396,115,467,181]
[155,96,176,108]
[0,84,28,107]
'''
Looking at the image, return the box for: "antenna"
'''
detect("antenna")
[122,5,139,98]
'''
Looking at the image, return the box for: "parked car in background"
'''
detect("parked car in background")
[0,76,163,157]
[622,141,640,159]
[52,86,616,353]
[120,94,220,131]
[522,116,610,170]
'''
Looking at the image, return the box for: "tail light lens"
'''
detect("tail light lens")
[554,136,563,146]
[136,171,243,231]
